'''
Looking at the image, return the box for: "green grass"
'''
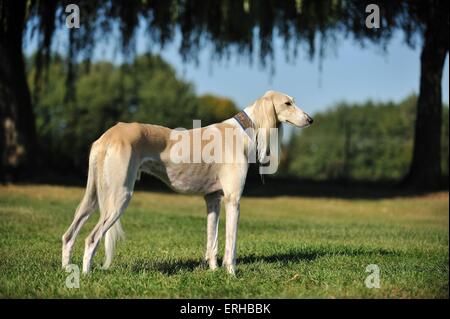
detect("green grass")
[0,184,448,298]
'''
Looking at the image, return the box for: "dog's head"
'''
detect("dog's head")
[254,90,313,128]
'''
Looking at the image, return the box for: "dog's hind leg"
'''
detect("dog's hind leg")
[82,145,137,274]
[82,190,131,274]
[62,149,98,268]
[204,191,223,270]
[62,195,97,268]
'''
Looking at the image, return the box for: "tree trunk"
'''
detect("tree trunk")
[403,6,449,190]
[0,1,37,182]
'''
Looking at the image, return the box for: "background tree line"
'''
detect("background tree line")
[285,95,449,182]
[1,0,448,189]
[25,52,449,184]
[26,53,238,176]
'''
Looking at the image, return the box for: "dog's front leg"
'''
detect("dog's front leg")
[223,196,240,275]
[204,192,222,270]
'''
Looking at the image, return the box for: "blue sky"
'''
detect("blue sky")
[113,29,450,115]
[151,33,449,115]
[26,24,449,116]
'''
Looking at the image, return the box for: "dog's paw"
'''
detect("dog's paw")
[225,264,236,276]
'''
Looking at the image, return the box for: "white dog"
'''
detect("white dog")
[62,90,313,275]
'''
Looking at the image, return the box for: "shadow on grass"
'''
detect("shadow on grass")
[239,247,398,265]
[130,258,202,275]
[130,247,398,275]
[242,176,449,199]
[22,169,448,200]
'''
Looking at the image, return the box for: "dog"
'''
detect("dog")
[61,90,313,275]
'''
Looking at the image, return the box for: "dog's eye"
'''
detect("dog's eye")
[285,101,292,106]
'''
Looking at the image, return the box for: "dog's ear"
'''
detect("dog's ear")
[253,96,278,164]
[253,96,277,129]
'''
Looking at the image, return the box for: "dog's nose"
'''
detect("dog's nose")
[307,116,314,124]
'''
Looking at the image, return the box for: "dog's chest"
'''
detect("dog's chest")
[139,159,222,194]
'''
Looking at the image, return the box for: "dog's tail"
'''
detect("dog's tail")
[84,145,99,211]
[103,218,125,269]
[69,142,100,226]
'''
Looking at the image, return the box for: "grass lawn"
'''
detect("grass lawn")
[0,184,448,298]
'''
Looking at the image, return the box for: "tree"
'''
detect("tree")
[402,1,449,189]
[0,1,38,180]
[1,0,448,189]
[197,94,239,126]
